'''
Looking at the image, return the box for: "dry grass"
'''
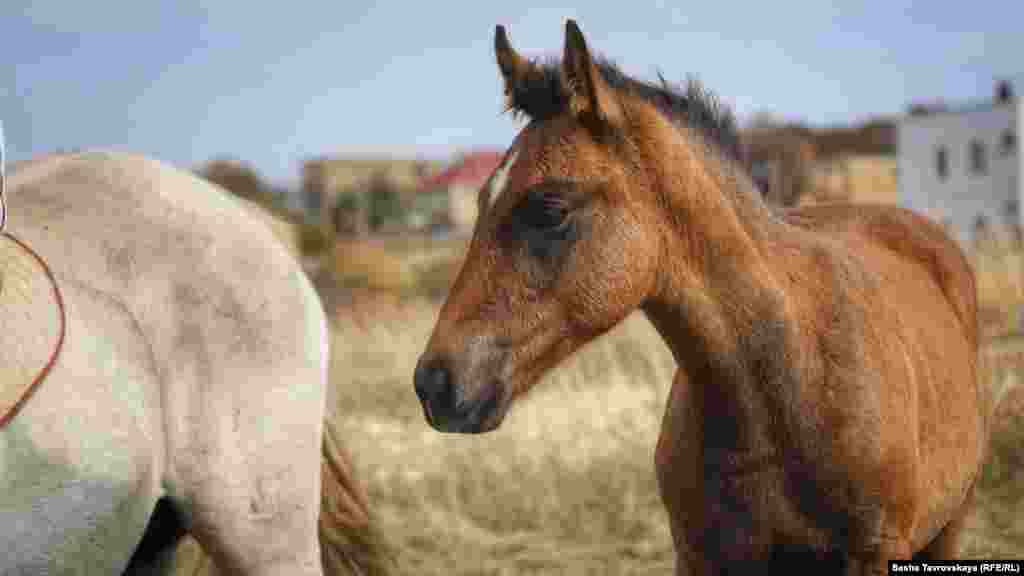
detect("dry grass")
[319,236,468,304]
[969,234,1024,339]
[330,240,419,294]
[327,304,677,575]
[964,384,1024,559]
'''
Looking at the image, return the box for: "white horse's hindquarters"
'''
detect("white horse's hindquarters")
[2,151,329,575]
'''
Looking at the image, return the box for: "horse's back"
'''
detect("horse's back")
[10,148,324,373]
[8,149,325,393]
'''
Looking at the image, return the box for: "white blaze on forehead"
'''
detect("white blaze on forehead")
[485,148,520,210]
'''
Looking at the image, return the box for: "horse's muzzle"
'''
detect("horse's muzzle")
[413,353,501,434]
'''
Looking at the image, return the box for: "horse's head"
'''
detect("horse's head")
[415,20,738,433]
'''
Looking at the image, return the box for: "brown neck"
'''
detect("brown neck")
[639,133,803,455]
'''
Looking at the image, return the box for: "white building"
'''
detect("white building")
[899,82,1021,247]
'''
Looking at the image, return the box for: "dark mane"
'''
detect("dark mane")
[505,56,743,163]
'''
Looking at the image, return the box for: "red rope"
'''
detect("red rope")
[0,232,66,427]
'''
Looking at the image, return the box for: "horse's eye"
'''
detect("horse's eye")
[520,193,570,231]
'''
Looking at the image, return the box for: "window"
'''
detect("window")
[1002,130,1017,156]
[969,139,987,176]
[1008,198,1019,219]
[935,146,949,181]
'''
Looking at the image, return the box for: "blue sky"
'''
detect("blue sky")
[4,1,1022,187]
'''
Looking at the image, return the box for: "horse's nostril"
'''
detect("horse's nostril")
[414,355,454,408]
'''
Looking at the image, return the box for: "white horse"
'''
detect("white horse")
[0,149,366,575]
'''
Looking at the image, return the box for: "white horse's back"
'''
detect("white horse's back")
[1,151,328,575]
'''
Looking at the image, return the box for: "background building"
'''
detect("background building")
[742,118,897,208]
[411,149,504,237]
[802,120,898,206]
[301,156,438,233]
[898,81,1021,246]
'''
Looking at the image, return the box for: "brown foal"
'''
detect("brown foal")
[414,20,987,574]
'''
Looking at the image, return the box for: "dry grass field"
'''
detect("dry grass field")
[324,306,679,575]
[171,295,1024,575]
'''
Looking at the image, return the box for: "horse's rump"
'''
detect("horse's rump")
[786,202,985,549]
[2,150,336,575]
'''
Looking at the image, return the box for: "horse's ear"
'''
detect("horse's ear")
[495,25,533,112]
[561,20,622,127]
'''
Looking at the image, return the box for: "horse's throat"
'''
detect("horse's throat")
[645,287,800,457]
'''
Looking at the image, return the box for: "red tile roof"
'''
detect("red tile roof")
[417,150,504,193]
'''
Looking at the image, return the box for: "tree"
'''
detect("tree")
[365,171,403,232]
[333,193,364,237]
[196,157,278,208]
[740,120,815,208]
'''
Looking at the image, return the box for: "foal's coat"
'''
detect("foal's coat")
[415,21,987,573]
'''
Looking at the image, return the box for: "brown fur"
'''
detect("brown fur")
[415,20,988,573]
